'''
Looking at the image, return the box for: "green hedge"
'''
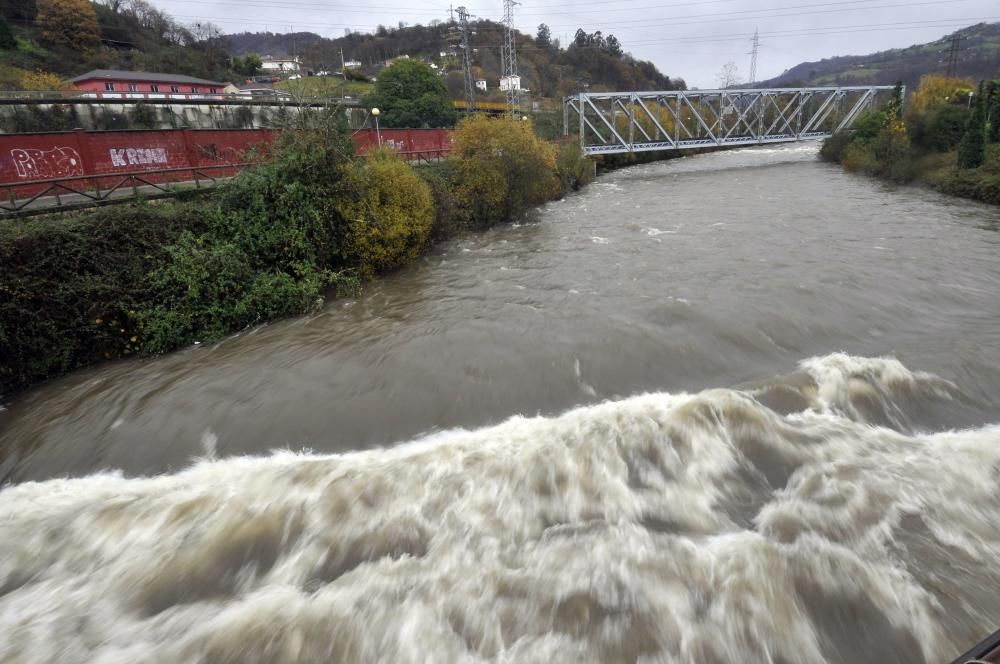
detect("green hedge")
[0,202,207,393]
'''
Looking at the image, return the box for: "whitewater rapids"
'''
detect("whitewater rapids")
[1,354,998,663]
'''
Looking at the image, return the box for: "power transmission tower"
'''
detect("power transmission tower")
[945,34,962,77]
[457,6,475,112]
[748,28,759,84]
[501,0,520,116]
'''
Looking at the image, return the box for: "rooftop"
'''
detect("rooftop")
[67,69,227,86]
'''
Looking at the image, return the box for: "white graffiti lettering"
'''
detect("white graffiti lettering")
[109,147,168,168]
[10,147,84,179]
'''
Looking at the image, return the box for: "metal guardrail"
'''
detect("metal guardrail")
[0,90,361,107]
[385,148,451,164]
[0,164,248,217]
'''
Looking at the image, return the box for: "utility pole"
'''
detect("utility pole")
[946,34,961,77]
[340,48,346,71]
[748,28,759,84]
[457,6,475,112]
[501,0,520,116]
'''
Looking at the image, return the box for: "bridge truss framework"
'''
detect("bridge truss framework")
[563,86,900,155]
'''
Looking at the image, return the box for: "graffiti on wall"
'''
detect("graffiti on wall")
[109,147,169,168]
[10,147,85,179]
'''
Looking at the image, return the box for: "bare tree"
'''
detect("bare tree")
[716,61,742,89]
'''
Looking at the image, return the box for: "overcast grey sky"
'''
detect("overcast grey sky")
[150,0,999,87]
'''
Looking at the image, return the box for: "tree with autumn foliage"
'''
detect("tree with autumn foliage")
[19,70,70,90]
[907,74,975,115]
[35,0,100,51]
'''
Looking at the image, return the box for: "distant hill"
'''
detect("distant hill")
[1,1,230,88]
[761,22,1000,90]
[226,32,323,59]
[2,2,682,98]
[227,23,686,99]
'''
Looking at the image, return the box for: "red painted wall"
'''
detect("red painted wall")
[0,128,451,200]
[353,128,453,156]
[74,80,223,94]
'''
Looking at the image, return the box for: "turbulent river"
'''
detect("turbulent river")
[2,144,1000,663]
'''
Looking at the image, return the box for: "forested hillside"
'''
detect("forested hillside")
[763,22,1000,90]
[229,23,685,98]
[1,0,231,89]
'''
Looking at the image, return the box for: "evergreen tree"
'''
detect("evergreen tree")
[606,34,623,57]
[0,16,15,50]
[957,81,987,169]
[535,23,551,49]
[1,0,37,23]
[988,80,1000,143]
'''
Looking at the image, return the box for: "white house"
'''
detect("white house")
[261,57,301,73]
[344,59,362,68]
[499,75,521,92]
[475,79,487,91]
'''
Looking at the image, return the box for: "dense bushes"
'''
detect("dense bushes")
[556,141,596,192]
[0,203,206,391]
[140,114,360,353]
[908,104,968,152]
[338,149,434,279]
[821,74,999,204]
[450,115,561,228]
[1,115,594,395]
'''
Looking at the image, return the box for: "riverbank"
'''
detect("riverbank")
[0,114,593,397]
[819,76,1000,205]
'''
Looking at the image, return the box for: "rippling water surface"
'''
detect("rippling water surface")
[2,144,1000,663]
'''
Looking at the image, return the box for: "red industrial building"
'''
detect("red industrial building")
[67,69,227,97]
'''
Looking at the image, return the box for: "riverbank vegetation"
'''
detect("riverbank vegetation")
[820,75,1000,204]
[0,113,593,396]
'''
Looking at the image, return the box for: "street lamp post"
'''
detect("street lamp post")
[372,107,381,147]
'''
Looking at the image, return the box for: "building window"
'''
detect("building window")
[127,83,138,92]
[190,86,198,93]
[209,87,217,94]
[150,84,159,93]
[104,82,115,91]
[170,85,179,93]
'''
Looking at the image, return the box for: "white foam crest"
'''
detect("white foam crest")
[1,356,998,663]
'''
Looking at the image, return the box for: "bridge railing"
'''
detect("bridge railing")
[563,86,901,155]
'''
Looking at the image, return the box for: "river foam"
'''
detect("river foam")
[1,354,998,663]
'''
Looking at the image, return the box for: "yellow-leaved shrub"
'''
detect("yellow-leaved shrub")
[338,149,434,279]
[451,115,561,227]
[908,75,975,115]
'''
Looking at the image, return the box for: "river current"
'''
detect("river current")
[1,144,1000,662]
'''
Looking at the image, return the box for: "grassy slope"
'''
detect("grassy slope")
[274,77,374,98]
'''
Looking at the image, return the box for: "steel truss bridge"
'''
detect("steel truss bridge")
[563,86,900,155]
